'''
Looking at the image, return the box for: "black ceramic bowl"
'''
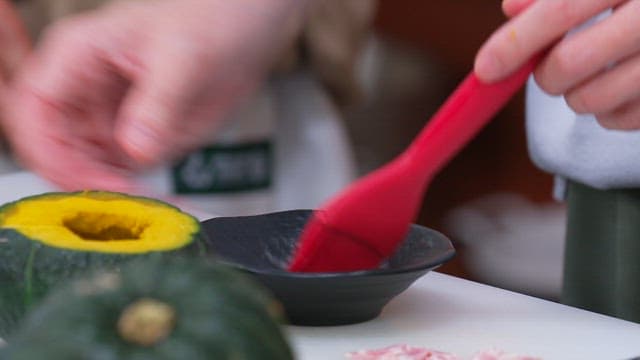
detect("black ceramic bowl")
[200,210,455,326]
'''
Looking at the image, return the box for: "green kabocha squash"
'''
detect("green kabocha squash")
[1,256,293,360]
[0,191,204,337]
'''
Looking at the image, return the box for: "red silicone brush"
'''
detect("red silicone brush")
[288,57,540,272]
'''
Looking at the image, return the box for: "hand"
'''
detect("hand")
[474,0,640,130]
[1,0,308,191]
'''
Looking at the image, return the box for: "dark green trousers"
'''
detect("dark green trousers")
[564,181,640,323]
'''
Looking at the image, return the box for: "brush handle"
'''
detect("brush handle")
[403,56,541,179]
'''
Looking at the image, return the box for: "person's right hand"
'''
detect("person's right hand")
[1,0,308,191]
[475,0,640,130]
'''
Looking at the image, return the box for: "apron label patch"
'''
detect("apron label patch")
[172,141,272,193]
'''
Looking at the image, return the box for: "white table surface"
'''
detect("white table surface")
[287,271,640,360]
[1,172,639,359]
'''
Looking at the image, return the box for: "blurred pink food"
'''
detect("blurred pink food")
[471,348,541,360]
[346,344,460,360]
[346,345,541,360]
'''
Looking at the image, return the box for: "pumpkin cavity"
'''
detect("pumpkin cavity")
[0,191,201,253]
[63,211,149,241]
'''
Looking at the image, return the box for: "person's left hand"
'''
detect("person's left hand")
[474,0,640,130]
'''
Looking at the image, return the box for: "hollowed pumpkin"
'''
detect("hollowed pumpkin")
[0,191,204,337]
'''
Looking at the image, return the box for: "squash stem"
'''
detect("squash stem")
[117,298,176,346]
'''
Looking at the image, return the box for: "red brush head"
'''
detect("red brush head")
[288,210,407,273]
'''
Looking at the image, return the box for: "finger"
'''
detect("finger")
[20,28,97,105]
[13,15,133,144]
[535,0,640,95]
[502,0,537,18]
[3,16,140,191]
[565,53,640,115]
[595,98,640,131]
[475,0,622,83]
[0,0,31,82]
[114,41,220,165]
[3,87,137,192]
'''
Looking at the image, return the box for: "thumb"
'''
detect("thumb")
[115,50,205,166]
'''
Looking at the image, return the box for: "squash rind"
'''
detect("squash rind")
[0,191,206,337]
[2,257,293,360]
